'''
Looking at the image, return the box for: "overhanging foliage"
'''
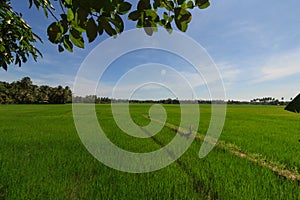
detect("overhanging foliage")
[0,0,210,70]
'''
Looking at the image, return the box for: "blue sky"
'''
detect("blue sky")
[1,0,300,100]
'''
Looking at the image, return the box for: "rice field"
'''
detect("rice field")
[1,104,300,199]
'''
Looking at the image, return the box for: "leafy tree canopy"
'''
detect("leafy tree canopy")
[0,0,210,71]
[0,77,72,104]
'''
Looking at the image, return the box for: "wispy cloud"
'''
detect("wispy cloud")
[256,48,300,82]
[217,63,240,83]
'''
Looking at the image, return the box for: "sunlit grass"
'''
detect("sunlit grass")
[0,104,300,199]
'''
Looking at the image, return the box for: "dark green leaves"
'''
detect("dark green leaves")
[161,0,174,11]
[186,1,194,9]
[98,16,117,36]
[174,7,192,32]
[109,14,124,33]
[86,18,97,42]
[58,44,64,52]
[63,35,73,52]
[44,0,210,54]
[0,0,212,70]
[128,11,141,21]
[127,0,208,35]
[118,2,132,14]
[153,0,162,9]
[195,0,210,9]
[45,0,132,52]
[47,22,62,43]
[198,1,210,9]
[0,1,42,70]
[138,0,151,10]
[70,28,84,48]
[177,0,185,5]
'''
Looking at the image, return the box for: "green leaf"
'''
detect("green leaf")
[58,44,64,52]
[175,7,192,22]
[118,2,132,14]
[43,7,48,18]
[33,0,40,9]
[67,8,74,21]
[0,45,5,52]
[181,13,192,23]
[15,55,21,66]
[159,19,166,26]
[136,18,143,28]
[161,0,174,11]
[70,11,87,33]
[86,17,98,43]
[98,16,117,36]
[65,0,72,6]
[198,1,210,9]
[110,14,124,33]
[177,0,185,5]
[71,21,86,33]
[137,0,151,10]
[186,1,194,8]
[145,9,159,22]
[29,0,33,8]
[98,23,104,35]
[128,10,140,21]
[174,8,191,32]
[77,8,89,27]
[153,0,162,9]
[169,15,174,23]
[60,18,69,34]
[60,14,67,21]
[47,22,62,44]
[180,21,188,31]
[70,29,84,48]
[2,63,7,71]
[163,12,168,21]
[196,0,210,9]
[165,22,172,34]
[63,35,73,52]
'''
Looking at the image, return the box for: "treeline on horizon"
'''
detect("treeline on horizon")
[0,77,72,104]
[0,77,292,105]
[73,95,291,105]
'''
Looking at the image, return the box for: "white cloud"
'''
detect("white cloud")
[217,63,240,82]
[256,49,300,82]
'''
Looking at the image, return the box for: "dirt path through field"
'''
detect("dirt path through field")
[142,115,300,182]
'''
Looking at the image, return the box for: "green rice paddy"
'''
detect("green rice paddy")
[1,104,300,199]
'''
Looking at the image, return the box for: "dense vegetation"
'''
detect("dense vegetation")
[0,77,72,104]
[1,104,300,199]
